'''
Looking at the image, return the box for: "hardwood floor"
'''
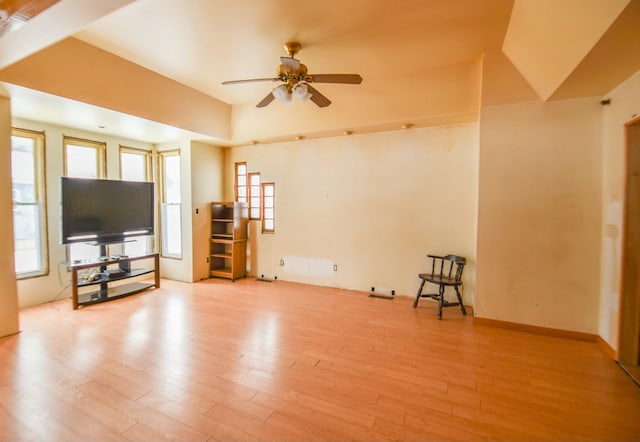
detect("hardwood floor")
[1,278,639,441]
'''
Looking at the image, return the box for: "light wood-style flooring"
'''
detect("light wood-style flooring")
[1,278,639,441]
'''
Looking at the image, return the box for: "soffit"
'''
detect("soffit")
[0,0,136,70]
[550,0,640,100]
[502,0,631,101]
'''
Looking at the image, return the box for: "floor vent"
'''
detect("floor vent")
[256,275,274,283]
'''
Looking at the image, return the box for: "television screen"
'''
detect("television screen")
[61,177,154,245]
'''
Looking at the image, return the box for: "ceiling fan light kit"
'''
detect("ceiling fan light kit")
[292,83,312,101]
[271,83,312,105]
[272,84,292,104]
[222,41,362,108]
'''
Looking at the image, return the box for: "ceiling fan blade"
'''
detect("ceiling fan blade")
[308,74,363,84]
[256,92,275,108]
[305,84,331,108]
[222,77,279,85]
[280,56,300,72]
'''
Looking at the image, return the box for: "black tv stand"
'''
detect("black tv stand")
[68,253,160,309]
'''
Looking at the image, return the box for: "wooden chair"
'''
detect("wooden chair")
[413,254,467,319]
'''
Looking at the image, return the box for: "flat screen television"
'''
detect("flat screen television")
[61,177,154,246]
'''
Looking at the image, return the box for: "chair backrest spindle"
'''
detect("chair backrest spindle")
[448,255,465,282]
[426,254,466,282]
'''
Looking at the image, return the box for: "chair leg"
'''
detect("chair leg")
[438,284,444,319]
[455,286,466,315]
[413,279,426,308]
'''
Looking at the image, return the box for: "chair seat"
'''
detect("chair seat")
[418,273,461,286]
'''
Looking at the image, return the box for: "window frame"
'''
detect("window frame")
[235,162,247,203]
[261,182,275,234]
[119,145,154,256]
[248,172,261,220]
[119,145,152,182]
[63,136,107,261]
[63,135,106,178]
[11,127,49,279]
[159,149,182,259]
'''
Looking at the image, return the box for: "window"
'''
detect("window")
[63,136,106,178]
[235,162,247,203]
[262,183,275,233]
[11,128,48,278]
[120,146,153,256]
[235,161,276,232]
[63,136,106,261]
[120,146,152,181]
[248,172,261,220]
[160,150,182,258]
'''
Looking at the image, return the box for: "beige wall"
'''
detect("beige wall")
[12,117,155,308]
[190,141,225,282]
[226,124,479,301]
[0,95,19,337]
[477,98,603,333]
[157,139,225,283]
[599,70,640,349]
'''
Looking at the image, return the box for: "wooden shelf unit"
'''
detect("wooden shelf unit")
[210,202,248,281]
[69,253,160,309]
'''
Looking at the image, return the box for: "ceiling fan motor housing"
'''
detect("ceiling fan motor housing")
[277,63,308,86]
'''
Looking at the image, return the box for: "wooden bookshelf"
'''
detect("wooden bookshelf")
[210,202,248,281]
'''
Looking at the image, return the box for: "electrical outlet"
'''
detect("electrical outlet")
[279,259,284,266]
[333,264,338,271]
[206,257,209,263]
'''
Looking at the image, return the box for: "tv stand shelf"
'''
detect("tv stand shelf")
[68,253,160,309]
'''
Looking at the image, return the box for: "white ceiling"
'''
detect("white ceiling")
[1,0,639,145]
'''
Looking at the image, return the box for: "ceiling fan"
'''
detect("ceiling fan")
[222,41,363,108]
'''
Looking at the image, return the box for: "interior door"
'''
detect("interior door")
[620,117,640,383]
